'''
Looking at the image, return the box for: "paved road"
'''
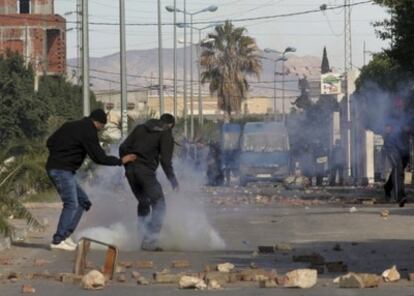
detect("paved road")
[1,186,414,295]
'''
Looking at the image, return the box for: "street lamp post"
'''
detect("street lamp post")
[166,4,217,139]
[264,46,296,122]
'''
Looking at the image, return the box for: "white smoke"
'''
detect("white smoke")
[74,155,225,251]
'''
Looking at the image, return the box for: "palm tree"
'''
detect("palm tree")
[200,21,262,119]
[0,142,44,236]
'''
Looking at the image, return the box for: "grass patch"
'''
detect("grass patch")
[23,190,59,203]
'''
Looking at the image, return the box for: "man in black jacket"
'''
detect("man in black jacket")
[46,109,136,251]
[120,114,179,251]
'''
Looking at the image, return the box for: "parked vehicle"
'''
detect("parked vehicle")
[239,122,290,186]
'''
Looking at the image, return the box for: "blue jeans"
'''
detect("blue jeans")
[47,169,91,244]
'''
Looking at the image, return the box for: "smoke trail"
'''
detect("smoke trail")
[75,151,225,251]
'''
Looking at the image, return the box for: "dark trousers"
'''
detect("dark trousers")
[384,148,409,202]
[125,163,166,243]
[329,165,344,186]
[47,169,91,244]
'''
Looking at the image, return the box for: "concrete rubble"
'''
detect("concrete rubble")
[178,276,207,290]
[136,260,154,269]
[282,269,318,289]
[335,272,382,288]
[136,276,150,285]
[382,265,400,282]
[217,262,235,273]
[81,270,106,290]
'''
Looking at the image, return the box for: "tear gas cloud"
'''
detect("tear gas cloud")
[75,150,225,252]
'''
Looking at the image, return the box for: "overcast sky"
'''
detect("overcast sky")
[55,0,389,70]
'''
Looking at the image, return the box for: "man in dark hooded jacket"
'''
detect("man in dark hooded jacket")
[119,114,179,251]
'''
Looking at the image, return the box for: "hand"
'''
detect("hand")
[122,154,137,164]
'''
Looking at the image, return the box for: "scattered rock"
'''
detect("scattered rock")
[283,269,317,289]
[259,279,278,288]
[137,276,150,286]
[381,209,389,219]
[204,271,230,285]
[293,253,325,265]
[349,207,358,213]
[217,263,235,273]
[207,280,222,290]
[238,269,277,282]
[258,246,274,253]
[119,261,133,268]
[408,273,414,281]
[338,273,381,288]
[116,274,127,283]
[131,271,141,280]
[0,257,13,265]
[81,270,106,290]
[382,265,400,282]
[171,260,190,269]
[179,276,207,290]
[8,272,19,282]
[275,243,293,252]
[136,260,154,269]
[153,272,182,284]
[57,273,82,284]
[326,261,348,273]
[21,284,35,294]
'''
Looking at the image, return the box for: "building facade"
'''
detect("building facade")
[0,0,66,75]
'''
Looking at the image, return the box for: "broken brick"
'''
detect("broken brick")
[293,253,325,265]
[21,284,35,294]
[326,261,348,273]
[136,260,154,269]
[239,269,276,282]
[204,271,230,285]
[153,272,182,284]
[258,246,274,253]
[216,263,235,273]
[131,271,141,280]
[119,261,133,269]
[283,269,318,289]
[259,279,278,288]
[116,274,127,283]
[137,276,150,285]
[171,260,190,269]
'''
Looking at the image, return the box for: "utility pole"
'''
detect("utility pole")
[76,0,81,84]
[82,0,90,117]
[119,0,128,137]
[183,0,188,138]
[157,0,165,115]
[344,0,352,177]
[173,0,177,117]
[190,14,194,139]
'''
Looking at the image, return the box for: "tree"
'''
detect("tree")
[0,52,49,148]
[373,0,414,73]
[200,21,262,118]
[321,46,331,74]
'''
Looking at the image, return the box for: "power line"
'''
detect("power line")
[0,1,373,26]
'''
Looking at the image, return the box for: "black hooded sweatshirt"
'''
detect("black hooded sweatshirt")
[46,117,121,172]
[119,119,178,188]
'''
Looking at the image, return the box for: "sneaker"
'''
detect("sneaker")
[399,197,407,208]
[64,237,78,248]
[50,241,76,251]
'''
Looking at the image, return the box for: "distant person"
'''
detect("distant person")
[119,114,179,251]
[383,98,411,207]
[207,142,224,186]
[46,109,136,251]
[329,139,345,186]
